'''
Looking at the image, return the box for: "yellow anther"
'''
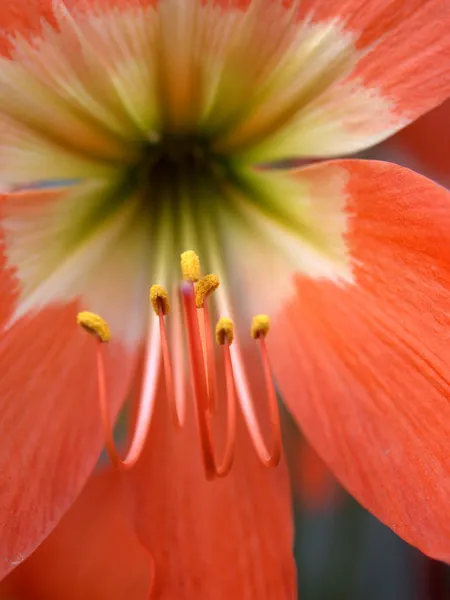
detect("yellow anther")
[77,311,111,343]
[251,314,270,339]
[216,317,234,346]
[180,250,200,282]
[195,274,220,308]
[150,284,170,316]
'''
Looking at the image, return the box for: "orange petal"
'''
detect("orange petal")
[270,159,450,561]
[0,471,152,600]
[0,188,144,580]
[0,303,140,581]
[0,197,18,328]
[124,375,297,598]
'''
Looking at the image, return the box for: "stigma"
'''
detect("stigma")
[78,250,281,480]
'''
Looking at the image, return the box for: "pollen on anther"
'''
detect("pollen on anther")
[251,315,270,339]
[195,274,220,308]
[216,317,234,346]
[150,284,170,316]
[181,250,201,282]
[77,311,111,343]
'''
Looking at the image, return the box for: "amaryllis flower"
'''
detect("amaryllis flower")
[1,0,450,596]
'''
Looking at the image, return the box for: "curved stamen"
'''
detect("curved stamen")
[95,339,123,469]
[227,338,281,468]
[181,282,236,479]
[216,325,237,478]
[150,285,183,429]
[79,250,280,477]
[182,282,217,478]
[151,284,185,428]
[240,315,281,467]
[254,333,282,467]
[79,310,161,471]
[196,274,220,412]
[118,317,161,469]
[215,296,283,468]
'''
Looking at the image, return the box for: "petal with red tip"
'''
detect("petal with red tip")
[125,380,297,599]
[269,159,450,560]
[0,471,152,600]
[0,186,148,580]
[213,1,450,162]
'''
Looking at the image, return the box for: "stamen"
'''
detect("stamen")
[215,316,237,478]
[195,274,220,308]
[76,312,124,468]
[216,317,234,345]
[197,274,220,411]
[253,319,282,467]
[150,284,170,316]
[181,283,236,479]
[78,258,280,478]
[94,337,124,469]
[77,309,161,471]
[250,314,270,339]
[150,285,181,428]
[180,250,201,282]
[240,315,281,467]
[77,311,111,343]
[216,303,282,469]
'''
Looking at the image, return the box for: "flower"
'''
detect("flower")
[1,0,450,595]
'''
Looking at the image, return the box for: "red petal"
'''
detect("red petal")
[125,377,297,599]
[1,471,152,600]
[270,159,450,560]
[0,196,18,328]
[0,189,141,580]
[0,304,139,580]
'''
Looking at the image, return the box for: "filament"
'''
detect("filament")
[83,250,280,477]
[94,320,161,471]
[202,301,217,412]
[215,291,282,468]
[158,303,181,428]
[181,282,236,479]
